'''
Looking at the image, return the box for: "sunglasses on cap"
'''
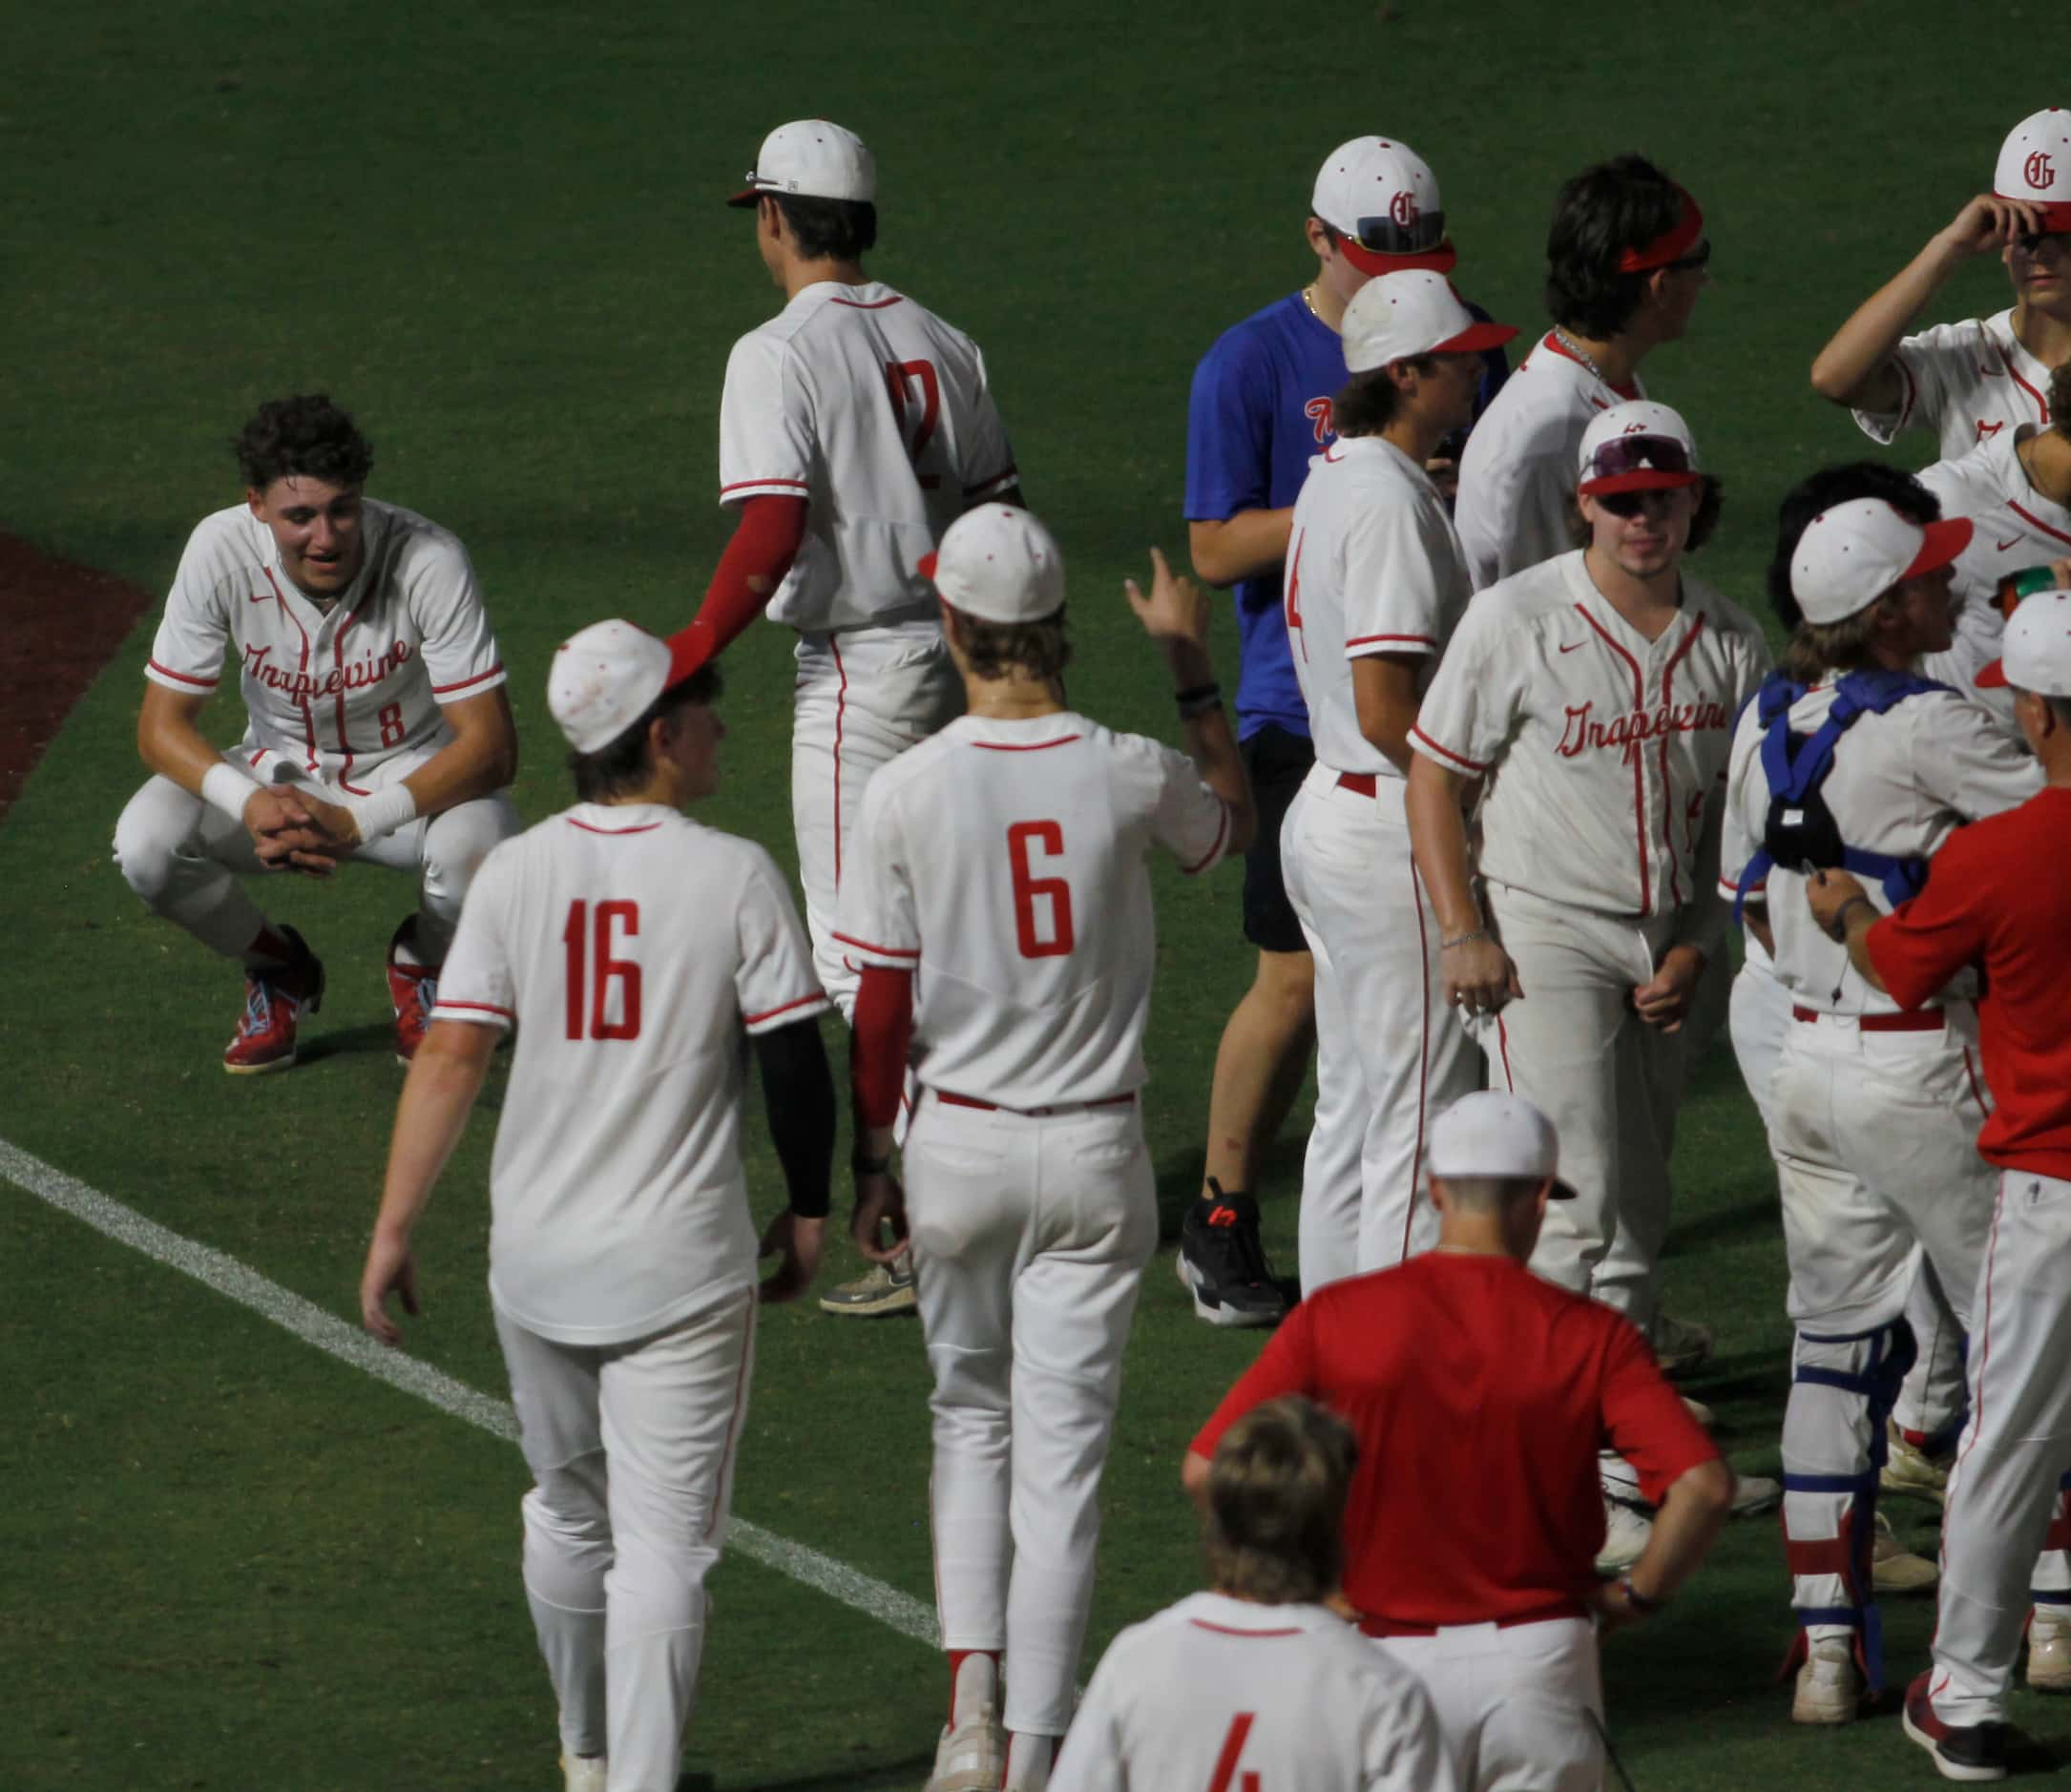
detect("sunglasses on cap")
[1353,206,1449,257]
[1579,432,1701,493]
[1663,238,1711,273]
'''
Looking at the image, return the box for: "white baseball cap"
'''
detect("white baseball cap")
[1995,109,2071,234]
[1342,271,1516,372]
[1576,400,1704,496]
[1426,1092,1577,1200]
[1311,136,1456,276]
[727,120,876,208]
[921,505,1065,624]
[1979,587,2071,695]
[549,619,714,755]
[1789,498,1975,626]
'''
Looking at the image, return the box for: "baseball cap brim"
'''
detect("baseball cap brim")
[1341,239,1459,278]
[1977,656,2011,689]
[1579,469,1705,496]
[1904,516,1974,580]
[1433,319,1517,356]
[725,183,766,208]
[1998,193,2071,234]
[1549,1177,1579,1202]
[918,550,940,583]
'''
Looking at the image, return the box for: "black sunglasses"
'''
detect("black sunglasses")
[1352,207,1448,256]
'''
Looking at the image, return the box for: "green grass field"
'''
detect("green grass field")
[7,4,2070,1785]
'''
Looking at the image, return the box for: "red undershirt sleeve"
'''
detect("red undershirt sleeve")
[850,964,914,1129]
[694,494,809,654]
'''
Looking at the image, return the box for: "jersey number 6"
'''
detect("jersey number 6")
[562,899,642,1040]
[1006,821,1075,959]
[884,358,942,489]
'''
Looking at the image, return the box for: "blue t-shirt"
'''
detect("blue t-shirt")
[1184,291,1510,739]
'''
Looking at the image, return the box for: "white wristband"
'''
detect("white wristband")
[201,761,262,823]
[349,782,420,843]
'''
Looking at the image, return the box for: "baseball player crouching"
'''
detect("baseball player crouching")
[1722,497,2041,1724]
[113,394,519,1072]
[1406,401,1769,1567]
[1052,1397,1460,1792]
[359,620,835,1792]
[1276,269,1516,1294]
[837,507,1254,1791]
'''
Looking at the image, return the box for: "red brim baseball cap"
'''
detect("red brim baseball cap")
[1433,318,1518,355]
[1907,517,1975,580]
[1341,239,1458,278]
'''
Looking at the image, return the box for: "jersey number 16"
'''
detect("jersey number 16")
[562,899,641,1040]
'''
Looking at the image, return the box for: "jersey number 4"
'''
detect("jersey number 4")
[884,359,942,489]
[1006,821,1075,959]
[1207,1713,1262,1792]
[562,900,641,1040]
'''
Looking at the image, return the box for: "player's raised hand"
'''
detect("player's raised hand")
[1124,547,1210,654]
[359,1226,421,1345]
[1937,193,2049,257]
[757,1210,826,1304]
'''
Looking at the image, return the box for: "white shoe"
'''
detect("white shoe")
[1792,1636,1863,1725]
[1650,1308,1715,1378]
[561,1757,608,1792]
[928,1711,1008,1792]
[1595,1496,1652,1573]
[1872,1509,1938,1595]
[2030,1606,2071,1693]
[1730,1472,1782,1517]
[1882,1419,1952,1506]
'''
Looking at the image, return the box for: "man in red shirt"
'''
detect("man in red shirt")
[1810,592,2071,1783]
[1186,1091,1733,1791]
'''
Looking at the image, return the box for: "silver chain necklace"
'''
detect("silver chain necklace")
[1553,325,1611,385]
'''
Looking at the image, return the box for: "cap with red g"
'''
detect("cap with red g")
[1311,136,1455,276]
[1341,271,1516,373]
[1789,498,1974,626]
[1996,109,2071,234]
[728,120,876,208]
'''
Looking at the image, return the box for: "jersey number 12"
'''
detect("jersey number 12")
[1006,822,1075,959]
[562,900,641,1040]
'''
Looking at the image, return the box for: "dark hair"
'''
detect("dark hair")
[568,662,725,802]
[1203,1397,1358,1605]
[2051,360,2071,430]
[1331,359,1438,437]
[2047,694,2071,731]
[233,394,374,491]
[1544,154,1687,338]
[771,193,877,261]
[1564,474,1725,552]
[1766,462,1940,632]
[949,604,1073,683]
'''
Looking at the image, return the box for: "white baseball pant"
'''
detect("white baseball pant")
[1768,1012,1997,1653]
[907,1092,1159,1739]
[1371,1615,1603,1792]
[495,1286,757,1792]
[1282,766,1478,1295]
[1932,1169,2071,1725]
[112,761,517,964]
[792,621,962,1018]
[1476,884,1684,1331]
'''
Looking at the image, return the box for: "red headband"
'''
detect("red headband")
[1618,188,1705,273]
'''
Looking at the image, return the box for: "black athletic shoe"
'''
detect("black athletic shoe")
[1902,1671,2010,1782]
[1177,1181,1291,1328]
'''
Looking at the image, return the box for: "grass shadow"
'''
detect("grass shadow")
[680,1750,936,1791]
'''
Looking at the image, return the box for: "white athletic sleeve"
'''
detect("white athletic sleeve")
[144,523,234,696]
[404,531,507,702]
[1045,1648,1126,1792]
[429,843,519,1031]
[958,343,1019,500]
[1910,691,2045,819]
[1851,323,1956,447]
[1362,1666,1463,1792]
[1409,601,1521,775]
[734,847,832,1033]
[717,330,815,507]
[1125,735,1232,876]
[1341,498,1448,658]
[832,777,922,969]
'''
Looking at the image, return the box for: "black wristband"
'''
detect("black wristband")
[1619,1573,1664,1615]
[1176,683,1223,719]
[852,1151,893,1177]
[1829,894,1873,944]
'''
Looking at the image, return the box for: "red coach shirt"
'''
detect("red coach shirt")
[1191,1252,1717,1628]
[1866,785,2071,1182]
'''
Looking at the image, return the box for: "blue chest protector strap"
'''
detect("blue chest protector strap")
[1733,668,1954,924]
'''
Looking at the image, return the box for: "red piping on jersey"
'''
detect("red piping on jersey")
[962,463,1018,497]
[430,664,504,697]
[1346,632,1438,648]
[148,658,217,689]
[567,817,663,835]
[262,568,321,774]
[968,735,1082,752]
[1992,336,2049,425]
[2007,499,2071,549]
[1409,724,1486,774]
[829,294,905,309]
[333,609,371,796]
[248,750,266,768]
[436,998,515,1022]
[1405,859,1432,1261]
[1496,1014,1515,1091]
[743,990,827,1028]
[703,1291,757,1542]
[1185,1620,1304,1638]
[1574,604,1651,912]
[831,636,849,887]
[719,476,811,496]
[1655,615,1707,907]
[1953,1183,2007,1490]
[1962,1047,1990,1121]
[831,928,919,959]
[1537,331,1640,402]
[1182,801,1231,877]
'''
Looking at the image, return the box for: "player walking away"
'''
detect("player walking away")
[1272,270,1515,1296]
[112,394,519,1073]
[1187,1093,1734,1792]
[1052,1397,1461,1792]
[358,621,834,1792]
[1810,595,2071,1781]
[1811,109,2071,461]
[836,507,1254,1792]
[1722,497,2042,1725]
[1407,401,1769,1569]
[1181,135,1509,1327]
[1455,154,1709,593]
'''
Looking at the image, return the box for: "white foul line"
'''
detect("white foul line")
[1,1136,940,1650]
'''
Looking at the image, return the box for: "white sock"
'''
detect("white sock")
[1006,1731,1056,1789]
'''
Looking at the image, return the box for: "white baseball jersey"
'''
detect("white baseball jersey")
[432,802,829,1345]
[1050,1593,1458,1792]
[1284,435,1472,776]
[144,499,505,793]
[717,281,1018,633]
[1720,684,2040,1014]
[1454,333,1645,591]
[1916,425,2071,732]
[1851,308,2053,461]
[1411,551,1768,944]
[833,711,1231,1110]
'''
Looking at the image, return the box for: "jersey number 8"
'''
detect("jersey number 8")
[1006,821,1074,959]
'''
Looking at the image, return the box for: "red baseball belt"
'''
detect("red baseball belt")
[1358,1598,1587,1638]
[1789,1005,1944,1032]
[1337,771,1379,796]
